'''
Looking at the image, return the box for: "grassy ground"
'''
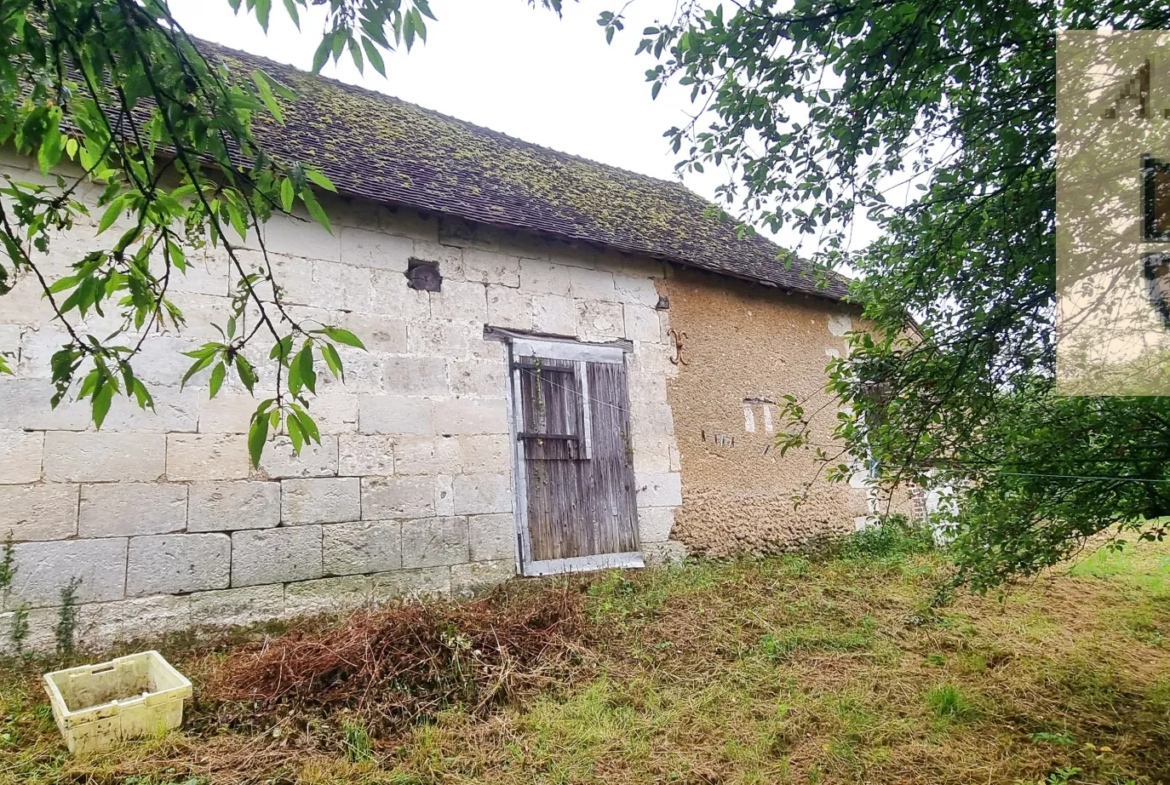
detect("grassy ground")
[2,530,1169,785]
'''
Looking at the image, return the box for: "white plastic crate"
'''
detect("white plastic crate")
[42,650,193,754]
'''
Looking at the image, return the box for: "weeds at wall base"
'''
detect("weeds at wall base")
[827,513,938,561]
[8,605,29,655]
[54,578,81,659]
[0,532,15,594]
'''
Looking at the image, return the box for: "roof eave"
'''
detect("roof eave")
[333,184,851,304]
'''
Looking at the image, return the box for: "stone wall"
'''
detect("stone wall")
[659,268,870,556]
[0,149,683,654]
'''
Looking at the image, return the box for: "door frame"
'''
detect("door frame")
[498,331,644,576]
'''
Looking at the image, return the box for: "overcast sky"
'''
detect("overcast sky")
[168,0,879,254]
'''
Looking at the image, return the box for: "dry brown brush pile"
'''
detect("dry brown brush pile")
[203,585,589,732]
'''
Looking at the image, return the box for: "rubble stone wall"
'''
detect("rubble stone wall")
[658,268,870,556]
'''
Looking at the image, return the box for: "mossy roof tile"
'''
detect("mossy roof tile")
[211,42,848,301]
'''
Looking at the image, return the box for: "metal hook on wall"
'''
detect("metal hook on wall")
[668,329,689,365]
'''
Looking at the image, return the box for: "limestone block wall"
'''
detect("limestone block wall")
[659,268,869,556]
[0,149,682,654]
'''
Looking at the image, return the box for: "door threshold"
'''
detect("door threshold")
[521,551,645,577]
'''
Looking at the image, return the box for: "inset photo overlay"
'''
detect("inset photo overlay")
[1057,31,1170,394]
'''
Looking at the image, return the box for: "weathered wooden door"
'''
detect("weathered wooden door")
[509,337,642,576]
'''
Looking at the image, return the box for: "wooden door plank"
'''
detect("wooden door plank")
[511,340,641,571]
[585,361,640,554]
[577,360,593,460]
[513,338,626,364]
[510,367,534,567]
[523,551,645,577]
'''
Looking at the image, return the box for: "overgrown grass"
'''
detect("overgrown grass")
[2,528,1169,785]
[829,514,937,561]
[341,720,373,764]
[926,684,977,721]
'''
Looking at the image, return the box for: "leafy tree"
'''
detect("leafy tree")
[0,0,558,465]
[608,0,1170,588]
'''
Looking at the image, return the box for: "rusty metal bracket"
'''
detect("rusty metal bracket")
[668,329,689,365]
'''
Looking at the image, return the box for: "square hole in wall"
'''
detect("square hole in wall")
[405,259,442,292]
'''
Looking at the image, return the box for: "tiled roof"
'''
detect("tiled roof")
[210,43,850,301]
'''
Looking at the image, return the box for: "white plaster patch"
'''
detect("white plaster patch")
[762,405,774,435]
[848,468,872,489]
[743,405,756,433]
[828,313,853,337]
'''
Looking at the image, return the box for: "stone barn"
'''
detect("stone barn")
[0,44,867,652]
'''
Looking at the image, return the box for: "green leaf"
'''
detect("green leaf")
[129,376,154,411]
[251,71,285,125]
[282,0,300,28]
[347,35,364,73]
[296,343,316,394]
[248,407,270,467]
[410,8,427,43]
[97,195,128,235]
[280,178,295,212]
[255,0,272,30]
[305,168,337,193]
[166,240,187,273]
[92,382,114,430]
[0,234,25,271]
[311,35,332,73]
[320,327,365,350]
[223,192,249,240]
[300,189,332,234]
[37,108,64,175]
[403,10,416,50]
[360,16,392,48]
[287,350,302,395]
[209,362,226,398]
[362,38,387,77]
[287,412,304,452]
[295,408,321,445]
[235,354,257,394]
[321,341,343,381]
[181,352,216,389]
[78,369,99,401]
[48,275,79,294]
[269,334,293,362]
